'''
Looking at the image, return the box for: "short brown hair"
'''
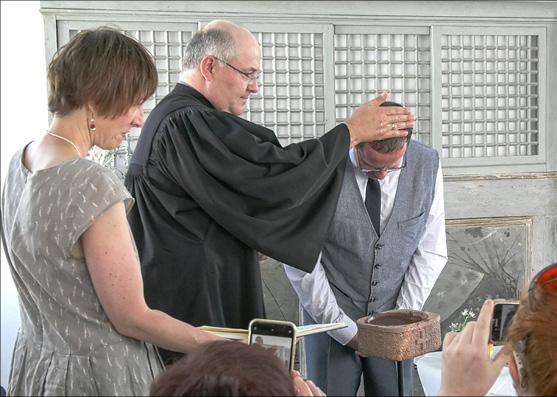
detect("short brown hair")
[47,26,157,118]
[506,279,557,396]
[150,340,295,396]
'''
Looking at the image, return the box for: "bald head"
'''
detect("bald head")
[181,20,261,115]
[182,20,259,71]
[203,20,253,39]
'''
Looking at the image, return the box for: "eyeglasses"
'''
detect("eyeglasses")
[355,145,407,174]
[528,262,557,311]
[214,56,261,83]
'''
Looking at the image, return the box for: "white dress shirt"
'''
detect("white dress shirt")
[284,149,448,345]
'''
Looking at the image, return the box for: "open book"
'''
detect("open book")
[199,322,346,342]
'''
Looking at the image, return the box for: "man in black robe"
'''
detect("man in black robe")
[125,20,413,364]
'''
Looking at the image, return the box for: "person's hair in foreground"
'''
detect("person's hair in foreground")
[505,263,557,396]
[150,340,295,396]
[439,263,557,396]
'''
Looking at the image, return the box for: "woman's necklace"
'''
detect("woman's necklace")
[46,131,83,157]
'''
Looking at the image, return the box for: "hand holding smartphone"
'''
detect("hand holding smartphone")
[440,300,512,396]
[248,319,296,371]
[490,299,519,343]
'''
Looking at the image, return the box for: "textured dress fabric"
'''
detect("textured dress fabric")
[1,147,163,396]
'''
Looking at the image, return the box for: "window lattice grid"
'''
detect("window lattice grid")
[246,32,325,145]
[441,34,539,159]
[334,33,432,145]
[125,29,193,111]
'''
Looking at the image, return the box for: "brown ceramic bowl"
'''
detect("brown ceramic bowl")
[356,309,441,361]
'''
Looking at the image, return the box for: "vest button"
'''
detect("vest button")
[374,263,381,269]
[371,280,378,286]
[368,297,376,302]
[375,244,384,250]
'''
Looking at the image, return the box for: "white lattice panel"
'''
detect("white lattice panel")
[334,31,431,145]
[441,34,540,159]
[57,20,548,174]
[245,31,326,145]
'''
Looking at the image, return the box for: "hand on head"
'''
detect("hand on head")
[438,299,511,396]
[344,91,415,147]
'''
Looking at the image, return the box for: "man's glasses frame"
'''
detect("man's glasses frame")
[355,131,412,174]
[355,142,409,174]
[356,150,407,174]
[213,56,261,83]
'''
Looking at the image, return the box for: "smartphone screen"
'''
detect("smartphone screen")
[490,302,519,342]
[249,320,295,371]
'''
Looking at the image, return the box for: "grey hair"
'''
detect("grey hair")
[182,28,236,70]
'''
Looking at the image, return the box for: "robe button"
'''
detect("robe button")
[371,280,378,286]
[374,263,381,269]
[375,244,384,250]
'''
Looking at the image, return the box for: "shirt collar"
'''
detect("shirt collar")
[175,81,215,109]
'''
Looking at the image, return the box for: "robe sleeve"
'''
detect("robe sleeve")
[149,107,349,272]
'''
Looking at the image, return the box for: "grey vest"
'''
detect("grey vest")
[321,141,439,320]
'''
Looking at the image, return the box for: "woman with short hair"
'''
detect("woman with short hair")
[1,27,219,396]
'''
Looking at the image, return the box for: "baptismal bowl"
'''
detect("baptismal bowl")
[356,309,441,361]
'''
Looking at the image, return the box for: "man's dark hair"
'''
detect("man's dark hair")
[150,340,296,396]
[370,101,413,153]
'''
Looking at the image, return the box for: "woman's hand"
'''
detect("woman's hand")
[438,299,511,396]
[291,371,325,396]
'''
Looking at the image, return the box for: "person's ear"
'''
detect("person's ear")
[85,102,98,129]
[199,56,216,82]
[86,101,97,114]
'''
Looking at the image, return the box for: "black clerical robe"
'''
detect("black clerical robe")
[125,83,349,356]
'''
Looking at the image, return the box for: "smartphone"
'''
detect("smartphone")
[248,319,296,371]
[490,300,519,342]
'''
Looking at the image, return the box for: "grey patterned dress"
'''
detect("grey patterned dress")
[1,147,164,396]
